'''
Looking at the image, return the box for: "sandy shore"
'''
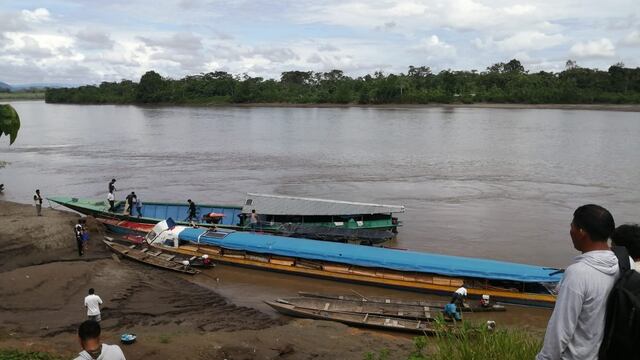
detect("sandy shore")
[0,200,414,359]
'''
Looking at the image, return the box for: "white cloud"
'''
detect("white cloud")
[570,38,616,58]
[479,31,567,52]
[621,30,640,46]
[21,8,50,23]
[411,35,457,58]
[75,30,115,50]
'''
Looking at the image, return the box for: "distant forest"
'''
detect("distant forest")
[45,59,640,105]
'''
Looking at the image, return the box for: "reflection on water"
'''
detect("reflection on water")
[2,101,640,268]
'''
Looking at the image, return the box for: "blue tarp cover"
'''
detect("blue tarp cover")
[179,228,562,283]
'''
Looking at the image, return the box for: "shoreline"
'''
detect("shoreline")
[38,100,640,112]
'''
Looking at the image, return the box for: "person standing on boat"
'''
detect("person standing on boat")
[124,192,133,215]
[130,192,137,215]
[249,209,259,231]
[107,191,115,212]
[537,204,631,360]
[33,189,43,216]
[108,178,116,195]
[187,199,197,224]
[135,196,143,218]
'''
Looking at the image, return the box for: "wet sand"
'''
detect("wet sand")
[0,200,416,359]
[0,200,551,358]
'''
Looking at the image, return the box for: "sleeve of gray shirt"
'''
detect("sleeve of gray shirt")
[536,265,584,360]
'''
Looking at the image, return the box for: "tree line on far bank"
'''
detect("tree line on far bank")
[45,59,640,105]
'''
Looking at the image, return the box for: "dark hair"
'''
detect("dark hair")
[88,288,94,294]
[111,179,116,182]
[612,224,640,259]
[188,199,191,202]
[573,204,615,242]
[36,189,40,192]
[78,320,101,342]
[252,209,256,213]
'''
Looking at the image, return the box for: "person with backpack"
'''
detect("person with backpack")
[598,224,640,359]
[611,224,640,270]
[536,204,630,360]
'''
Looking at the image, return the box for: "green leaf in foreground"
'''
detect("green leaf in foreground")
[0,104,20,145]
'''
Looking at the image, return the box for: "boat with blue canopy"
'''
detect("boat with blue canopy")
[145,219,561,307]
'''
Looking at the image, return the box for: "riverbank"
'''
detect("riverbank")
[39,99,640,112]
[0,92,45,101]
[0,200,416,359]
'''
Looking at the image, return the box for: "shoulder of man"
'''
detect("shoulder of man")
[102,343,126,359]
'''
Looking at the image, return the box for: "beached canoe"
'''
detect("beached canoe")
[103,239,200,274]
[297,292,506,312]
[143,220,561,308]
[265,301,451,334]
[275,297,443,321]
[48,194,403,242]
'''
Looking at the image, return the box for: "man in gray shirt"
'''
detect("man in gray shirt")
[74,320,125,360]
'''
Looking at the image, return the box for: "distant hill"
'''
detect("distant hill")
[0,81,11,92]
[12,83,70,90]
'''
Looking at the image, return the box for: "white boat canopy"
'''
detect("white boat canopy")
[242,193,405,216]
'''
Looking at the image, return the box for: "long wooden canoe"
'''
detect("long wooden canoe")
[276,297,442,321]
[265,301,451,334]
[297,292,506,312]
[103,239,200,275]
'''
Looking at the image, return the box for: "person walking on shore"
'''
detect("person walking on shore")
[74,219,86,256]
[74,320,125,360]
[33,189,43,216]
[537,204,626,360]
[84,288,103,322]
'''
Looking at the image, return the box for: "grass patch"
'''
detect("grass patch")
[0,349,64,360]
[158,334,171,344]
[365,320,542,360]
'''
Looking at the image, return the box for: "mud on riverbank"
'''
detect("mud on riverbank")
[0,200,413,359]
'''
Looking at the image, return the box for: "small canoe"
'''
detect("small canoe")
[277,297,442,321]
[265,301,452,334]
[297,292,506,312]
[103,239,200,275]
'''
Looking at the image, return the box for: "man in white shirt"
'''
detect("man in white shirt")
[75,320,126,360]
[84,288,103,322]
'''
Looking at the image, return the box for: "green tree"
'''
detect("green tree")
[0,104,20,144]
[136,70,167,103]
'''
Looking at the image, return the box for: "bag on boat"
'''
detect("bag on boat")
[598,246,640,360]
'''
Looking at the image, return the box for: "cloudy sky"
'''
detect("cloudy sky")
[1,0,639,85]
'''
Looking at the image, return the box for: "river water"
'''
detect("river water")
[2,101,640,269]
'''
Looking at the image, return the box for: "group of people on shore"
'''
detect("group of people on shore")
[536,204,639,360]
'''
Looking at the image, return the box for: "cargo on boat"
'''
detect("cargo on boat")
[49,194,403,243]
[142,220,561,308]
